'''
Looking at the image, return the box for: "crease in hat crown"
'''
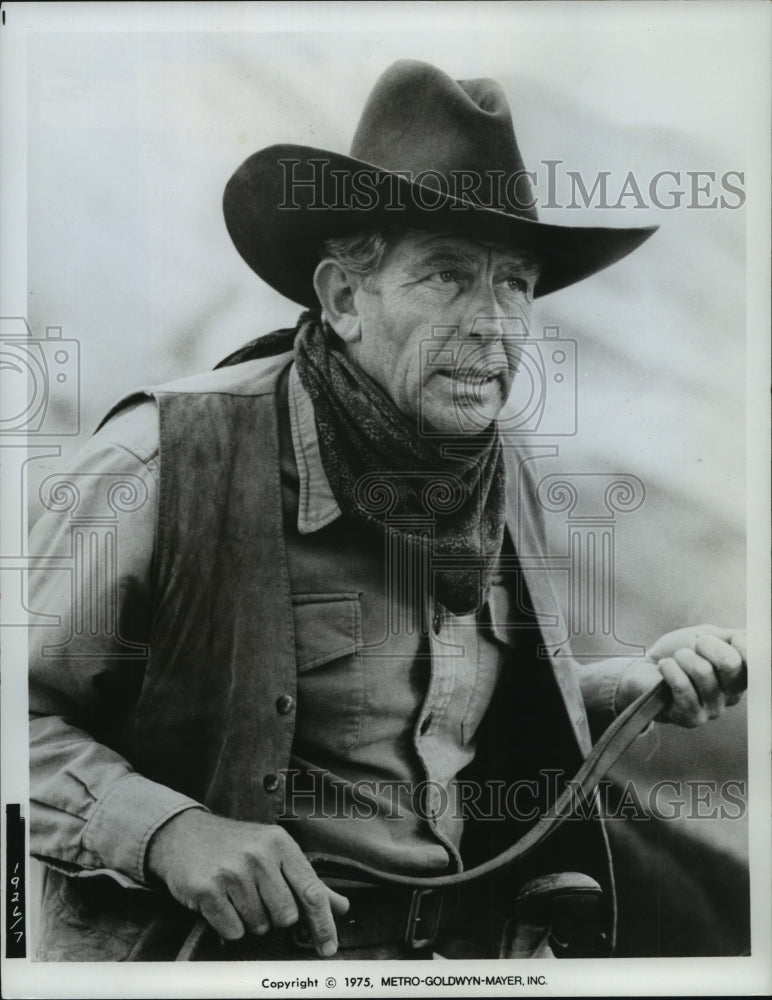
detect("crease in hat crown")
[347,60,536,220]
[223,58,658,306]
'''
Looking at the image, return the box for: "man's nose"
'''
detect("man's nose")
[464,282,526,342]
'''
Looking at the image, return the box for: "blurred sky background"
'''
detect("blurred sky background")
[17,5,766,872]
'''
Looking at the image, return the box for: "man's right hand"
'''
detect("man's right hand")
[146,810,349,957]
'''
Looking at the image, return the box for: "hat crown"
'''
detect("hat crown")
[222,59,657,306]
[349,60,537,220]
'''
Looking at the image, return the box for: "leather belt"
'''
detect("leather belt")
[292,886,455,952]
[175,876,604,959]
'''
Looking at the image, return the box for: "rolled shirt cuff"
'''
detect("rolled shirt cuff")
[81,772,207,885]
[577,656,650,739]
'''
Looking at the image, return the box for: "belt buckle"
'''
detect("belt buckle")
[404,889,443,950]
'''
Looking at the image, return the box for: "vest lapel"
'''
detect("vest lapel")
[503,447,592,757]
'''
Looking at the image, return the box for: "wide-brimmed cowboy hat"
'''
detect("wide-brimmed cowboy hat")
[223,60,656,304]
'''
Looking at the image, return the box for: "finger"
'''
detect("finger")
[697,625,734,642]
[672,647,723,717]
[198,892,246,941]
[658,657,708,726]
[252,863,300,930]
[729,631,748,668]
[694,634,744,694]
[692,624,735,642]
[227,879,271,936]
[648,624,732,661]
[328,887,350,916]
[728,633,748,701]
[281,852,340,957]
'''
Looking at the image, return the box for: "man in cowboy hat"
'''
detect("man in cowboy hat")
[29,60,747,961]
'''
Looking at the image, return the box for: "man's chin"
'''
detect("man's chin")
[419,404,500,437]
[415,379,507,436]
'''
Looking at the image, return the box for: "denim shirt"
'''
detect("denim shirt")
[281,363,507,872]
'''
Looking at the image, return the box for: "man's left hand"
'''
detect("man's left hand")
[616,625,747,727]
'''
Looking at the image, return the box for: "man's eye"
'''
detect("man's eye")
[437,269,460,284]
[503,275,528,293]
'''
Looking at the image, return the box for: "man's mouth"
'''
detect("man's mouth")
[435,369,503,386]
[437,368,504,403]
[430,369,506,412]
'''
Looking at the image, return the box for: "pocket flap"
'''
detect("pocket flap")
[292,593,361,671]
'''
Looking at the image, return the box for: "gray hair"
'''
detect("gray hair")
[321,230,392,284]
[322,229,540,281]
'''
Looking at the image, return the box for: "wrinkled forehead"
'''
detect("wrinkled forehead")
[390,228,540,271]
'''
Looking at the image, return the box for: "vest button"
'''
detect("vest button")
[432,609,442,634]
[263,772,281,793]
[275,694,294,715]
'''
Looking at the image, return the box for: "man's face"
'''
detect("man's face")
[343,231,539,435]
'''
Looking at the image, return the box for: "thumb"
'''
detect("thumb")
[647,624,733,661]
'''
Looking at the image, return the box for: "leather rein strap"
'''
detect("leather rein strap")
[170,681,667,960]
[306,681,668,889]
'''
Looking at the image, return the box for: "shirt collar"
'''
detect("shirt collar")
[288,363,342,534]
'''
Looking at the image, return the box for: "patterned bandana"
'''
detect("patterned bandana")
[293,313,506,616]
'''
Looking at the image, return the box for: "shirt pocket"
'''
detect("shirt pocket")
[292,593,363,755]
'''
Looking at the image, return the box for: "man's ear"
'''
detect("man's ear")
[313,260,362,344]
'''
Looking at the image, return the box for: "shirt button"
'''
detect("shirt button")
[432,608,442,634]
[263,772,281,793]
[275,694,294,715]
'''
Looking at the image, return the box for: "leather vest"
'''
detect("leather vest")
[115,352,594,817]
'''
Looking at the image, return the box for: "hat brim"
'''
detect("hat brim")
[223,144,657,305]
